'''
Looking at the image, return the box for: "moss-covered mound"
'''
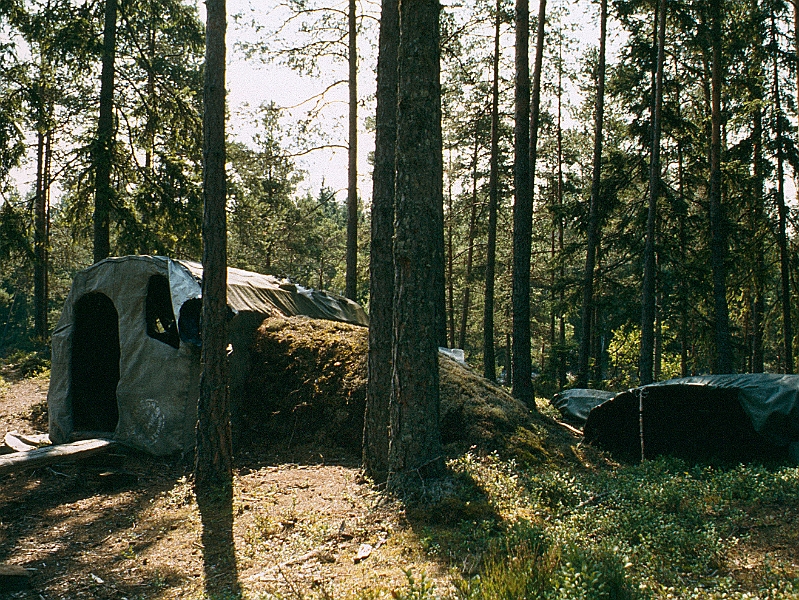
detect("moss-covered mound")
[238,316,583,465]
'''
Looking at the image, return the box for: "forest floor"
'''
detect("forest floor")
[1,338,799,600]
[0,361,462,599]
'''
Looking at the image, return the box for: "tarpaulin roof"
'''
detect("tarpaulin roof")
[176,260,369,327]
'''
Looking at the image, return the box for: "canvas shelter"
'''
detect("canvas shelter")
[48,255,368,456]
[583,374,799,462]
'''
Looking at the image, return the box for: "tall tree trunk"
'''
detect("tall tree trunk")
[549,225,556,374]
[555,35,567,388]
[447,151,456,347]
[577,0,607,387]
[592,241,603,379]
[511,0,531,404]
[145,4,156,173]
[33,53,50,341]
[195,0,232,493]
[511,0,545,406]
[678,145,689,376]
[93,0,117,263]
[795,0,799,122]
[459,132,480,351]
[195,4,238,586]
[388,0,443,487]
[709,0,733,373]
[640,0,666,385]
[483,0,501,382]
[34,125,48,340]
[345,0,358,301]
[363,0,398,484]
[674,55,690,378]
[772,14,793,373]
[751,0,765,373]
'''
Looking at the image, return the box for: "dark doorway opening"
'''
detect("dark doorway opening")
[71,292,120,433]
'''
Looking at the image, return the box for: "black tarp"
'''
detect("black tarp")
[552,388,615,426]
[583,375,799,462]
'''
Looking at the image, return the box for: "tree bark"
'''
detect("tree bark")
[512,0,531,404]
[363,0,398,484]
[577,0,607,388]
[195,0,232,492]
[709,0,733,373]
[751,0,765,373]
[532,0,547,389]
[483,0,501,382]
[772,13,793,373]
[33,70,50,341]
[752,101,765,372]
[345,0,358,301]
[640,0,666,385]
[388,0,443,487]
[447,152,456,347]
[93,0,117,263]
[459,132,479,352]
[795,0,799,127]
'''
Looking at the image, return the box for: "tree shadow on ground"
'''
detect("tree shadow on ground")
[0,449,194,598]
[196,480,241,599]
[389,458,506,579]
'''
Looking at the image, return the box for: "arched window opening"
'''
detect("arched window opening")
[146,274,180,349]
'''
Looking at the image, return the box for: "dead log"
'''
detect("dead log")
[0,439,115,475]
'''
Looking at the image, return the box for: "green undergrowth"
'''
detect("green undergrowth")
[0,347,51,378]
[394,452,799,600]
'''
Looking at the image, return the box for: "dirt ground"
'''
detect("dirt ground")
[0,365,456,599]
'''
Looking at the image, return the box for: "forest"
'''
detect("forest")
[1,0,798,395]
[1,0,799,598]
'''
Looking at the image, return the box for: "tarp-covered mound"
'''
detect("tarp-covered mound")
[552,388,615,426]
[238,316,580,464]
[584,374,799,462]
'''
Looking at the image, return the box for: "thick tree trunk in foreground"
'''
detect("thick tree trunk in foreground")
[93,0,117,263]
[195,2,239,592]
[511,0,532,405]
[195,0,232,492]
[513,0,546,409]
[363,0,398,484]
[388,0,443,488]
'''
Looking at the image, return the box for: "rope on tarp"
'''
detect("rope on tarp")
[639,387,647,462]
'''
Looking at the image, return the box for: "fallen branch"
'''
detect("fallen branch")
[0,439,115,475]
